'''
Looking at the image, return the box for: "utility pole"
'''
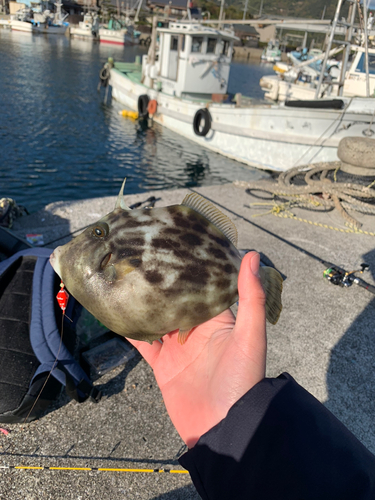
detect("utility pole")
[219,0,224,28]
[259,0,263,17]
[243,0,248,20]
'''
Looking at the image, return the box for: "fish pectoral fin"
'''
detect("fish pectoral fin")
[178,328,194,345]
[259,266,283,325]
[115,261,137,280]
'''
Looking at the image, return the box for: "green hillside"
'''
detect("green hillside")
[197,0,344,21]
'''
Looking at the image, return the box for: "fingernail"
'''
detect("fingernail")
[250,253,260,277]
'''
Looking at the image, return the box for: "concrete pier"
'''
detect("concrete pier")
[2,182,375,499]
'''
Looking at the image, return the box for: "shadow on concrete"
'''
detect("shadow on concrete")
[150,485,200,500]
[325,248,375,452]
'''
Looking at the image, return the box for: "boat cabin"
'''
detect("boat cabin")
[143,22,238,99]
[344,45,375,96]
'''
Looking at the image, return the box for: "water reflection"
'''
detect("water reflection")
[1,29,270,213]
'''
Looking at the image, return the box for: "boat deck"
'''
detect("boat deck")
[114,62,142,84]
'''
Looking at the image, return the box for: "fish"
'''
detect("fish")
[49,181,283,345]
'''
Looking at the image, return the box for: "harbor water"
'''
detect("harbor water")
[0,29,275,213]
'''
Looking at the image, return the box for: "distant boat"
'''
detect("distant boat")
[32,1,69,35]
[10,1,69,35]
[10,9,34,32]
[70,12,99,39]
[99,18,140,45]
[261,40,281,63]
[0,17,12,29]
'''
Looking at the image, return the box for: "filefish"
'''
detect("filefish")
[49,181,283,344]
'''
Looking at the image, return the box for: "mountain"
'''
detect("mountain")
[197,0,345,21]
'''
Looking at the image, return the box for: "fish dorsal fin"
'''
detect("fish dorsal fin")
[115,178,131,211]
[181,192,238,247]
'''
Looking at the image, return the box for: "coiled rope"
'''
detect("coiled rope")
[234,161,375,234]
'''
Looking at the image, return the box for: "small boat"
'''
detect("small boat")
[261,40,281,63]
[10,9,34,32]
[70,12,99,39]
[10,2,69,35]
[0,17,12,29]
[99,19,140,45]
[31,2,69,35]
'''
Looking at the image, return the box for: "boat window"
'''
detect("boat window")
[356,53,375,74]
[207,38,216,53]
[192,36,203,53]
[181,34,185,52]
[222,40,229,55]
[170,35,179,51]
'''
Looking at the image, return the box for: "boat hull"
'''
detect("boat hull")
[109,67,375,172]
[11,20,33,32]
[70,26,96,38]
[99,28,139,45]
[32,24,68,34]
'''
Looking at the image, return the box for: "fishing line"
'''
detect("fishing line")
[22,283,69,425]
[0,465,188,474]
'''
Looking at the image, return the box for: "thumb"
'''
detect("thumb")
[233,252,267,362]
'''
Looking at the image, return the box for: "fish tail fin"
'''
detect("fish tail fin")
[258,266,283,325]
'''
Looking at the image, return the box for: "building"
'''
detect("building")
[146,0,187,17]
[234,24,260,47]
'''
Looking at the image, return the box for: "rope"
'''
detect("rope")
[235,161,375,232]
[248,201,375,236]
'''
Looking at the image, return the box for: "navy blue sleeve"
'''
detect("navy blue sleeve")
[179,373,375,500]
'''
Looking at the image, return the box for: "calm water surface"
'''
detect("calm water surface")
[0,30,275,213]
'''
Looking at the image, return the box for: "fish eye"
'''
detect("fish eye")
[92,222,109,238]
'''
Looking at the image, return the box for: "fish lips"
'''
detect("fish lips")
[49,247,62,279]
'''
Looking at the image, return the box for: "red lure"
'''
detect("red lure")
[56,281,69,314]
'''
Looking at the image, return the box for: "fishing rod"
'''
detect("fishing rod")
[322,262,375,294]
[195,191,375,296]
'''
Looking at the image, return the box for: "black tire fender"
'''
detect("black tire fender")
[99,66,110,82]
[138,94,150,118]
[193,108,212,137]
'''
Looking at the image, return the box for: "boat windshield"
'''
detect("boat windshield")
[356,52,375,74]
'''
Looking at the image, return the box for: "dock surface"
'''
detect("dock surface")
[3,182,375,499]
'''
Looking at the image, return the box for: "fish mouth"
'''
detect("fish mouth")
[49,248,62,278]
[100,252,112,269]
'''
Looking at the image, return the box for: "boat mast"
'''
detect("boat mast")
[363,0,370,97]
[314,0,346,98]
[337,0,356,96]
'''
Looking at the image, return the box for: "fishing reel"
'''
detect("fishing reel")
[323,263,375,295]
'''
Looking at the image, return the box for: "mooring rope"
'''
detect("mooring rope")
[235,161,375,231]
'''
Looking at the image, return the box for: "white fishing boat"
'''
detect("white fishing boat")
[10,9,34,32]
[260,0,375,102]
[99,19,140,45]
[70,12,99,39]
[0,17,12,28]
[107,14,375,172]
[260,40,281,63]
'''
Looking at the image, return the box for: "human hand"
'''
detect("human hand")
[127,251,267,448]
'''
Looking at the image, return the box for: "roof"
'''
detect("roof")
[234,24,260,36]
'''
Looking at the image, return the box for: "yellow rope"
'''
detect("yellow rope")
[7,465,188,474]
[250,201,375,236]
[272,212,375,236]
